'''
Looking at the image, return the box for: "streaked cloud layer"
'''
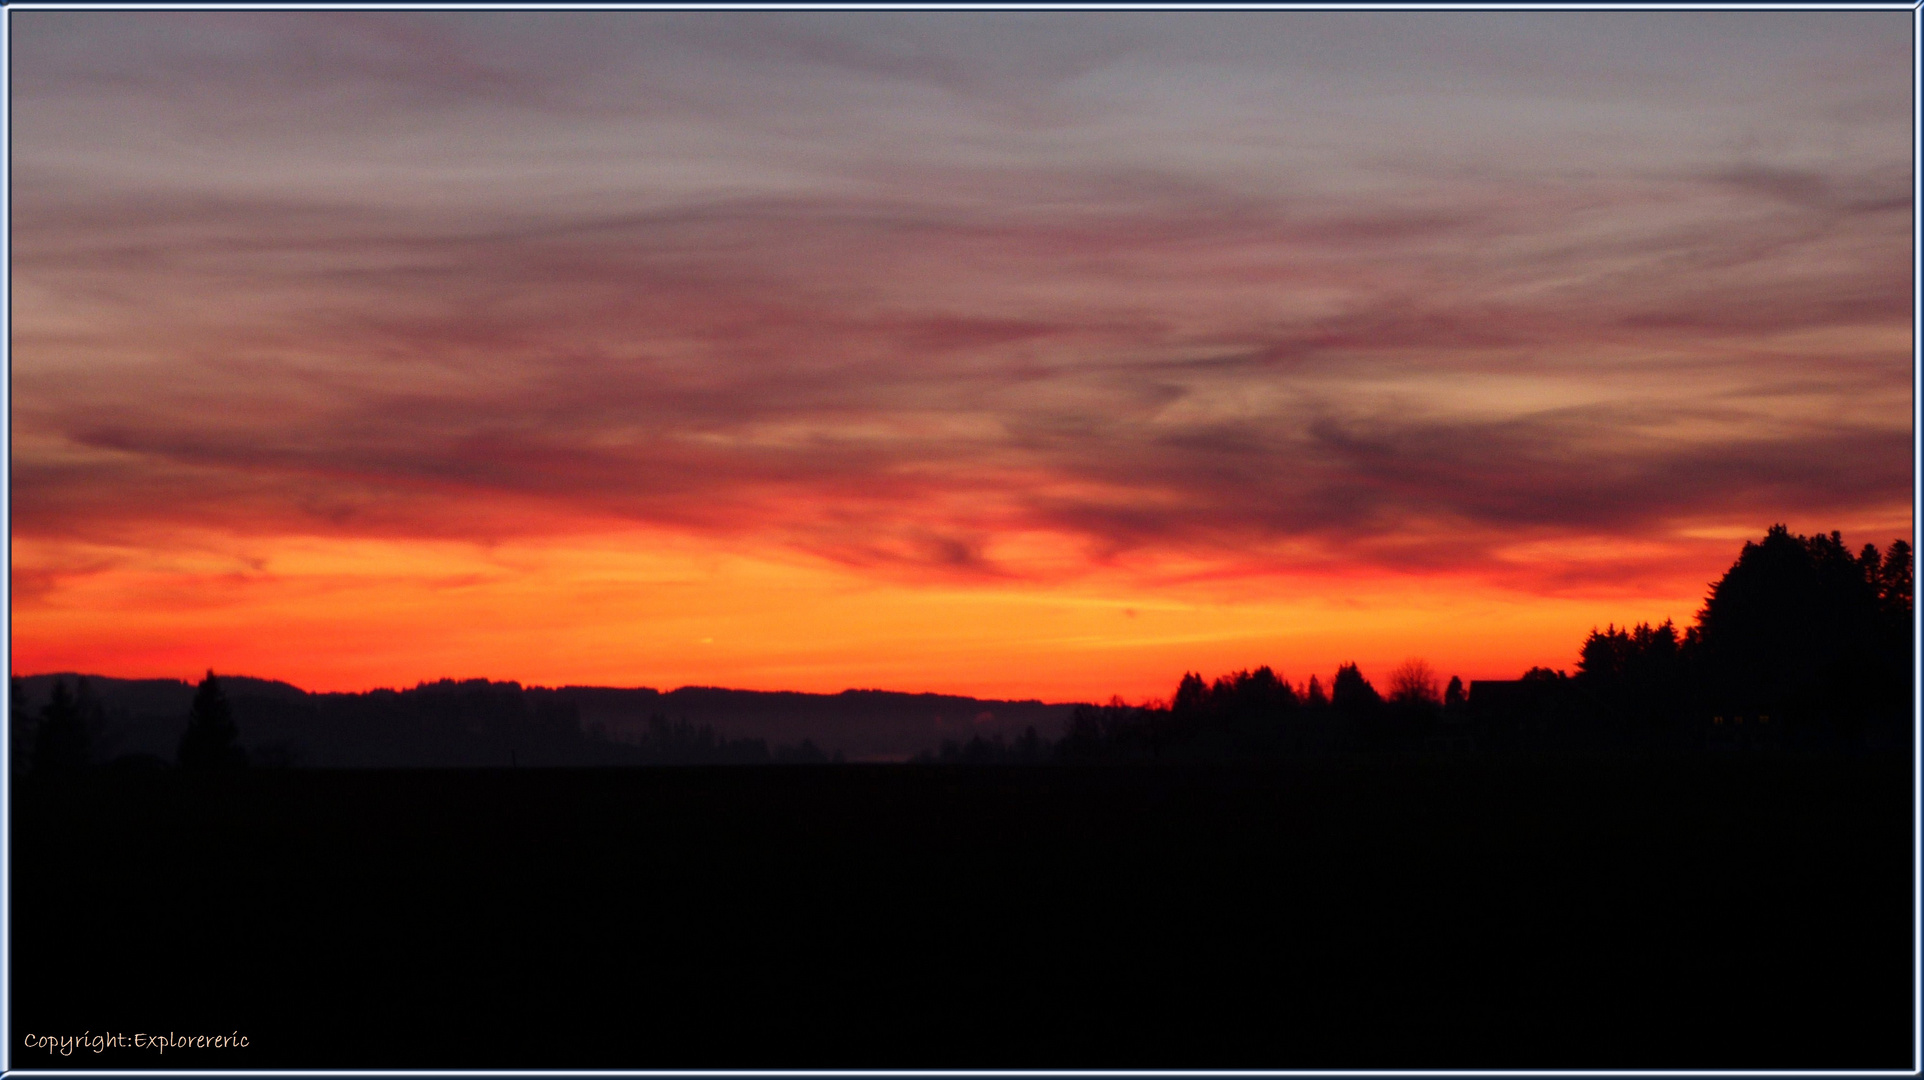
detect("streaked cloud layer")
[11,12,1913,697]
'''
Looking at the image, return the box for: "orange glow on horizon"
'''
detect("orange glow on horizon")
[15,516,1909,702]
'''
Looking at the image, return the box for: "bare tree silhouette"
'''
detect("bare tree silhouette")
[1388,659,1441,707]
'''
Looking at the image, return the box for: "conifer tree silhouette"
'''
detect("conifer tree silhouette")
[178,670,246,771]
[1878,540,1912,619]
[1695,525,1897,737]
[1171,672,1208,714]
[1330,663,1381,713]
[1304,674,1329,709]
[31,678,91,775]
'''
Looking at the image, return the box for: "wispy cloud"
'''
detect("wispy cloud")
[12,10,1911,604]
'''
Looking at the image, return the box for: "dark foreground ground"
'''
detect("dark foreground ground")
[12,754,1916,1069]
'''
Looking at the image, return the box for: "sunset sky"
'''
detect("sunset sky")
[9,10,1915,702]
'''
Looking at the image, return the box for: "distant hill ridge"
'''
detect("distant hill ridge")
[10,673,1083,767]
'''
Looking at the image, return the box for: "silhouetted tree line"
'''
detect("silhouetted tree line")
[8,671,849,772]
[1043,525,1913,762]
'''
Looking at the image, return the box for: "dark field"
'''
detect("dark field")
[12,755,1915,1069]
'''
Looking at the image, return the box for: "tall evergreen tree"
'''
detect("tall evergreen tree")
[1304,675,1329,709]
[1878,540,1912,620]
[1694,525,1904,740]
[32,678,92,775]
[178,671,246,771]
[1330,662,1384,747]
[1171,672,1208,715]
[1330,663,1381,714]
